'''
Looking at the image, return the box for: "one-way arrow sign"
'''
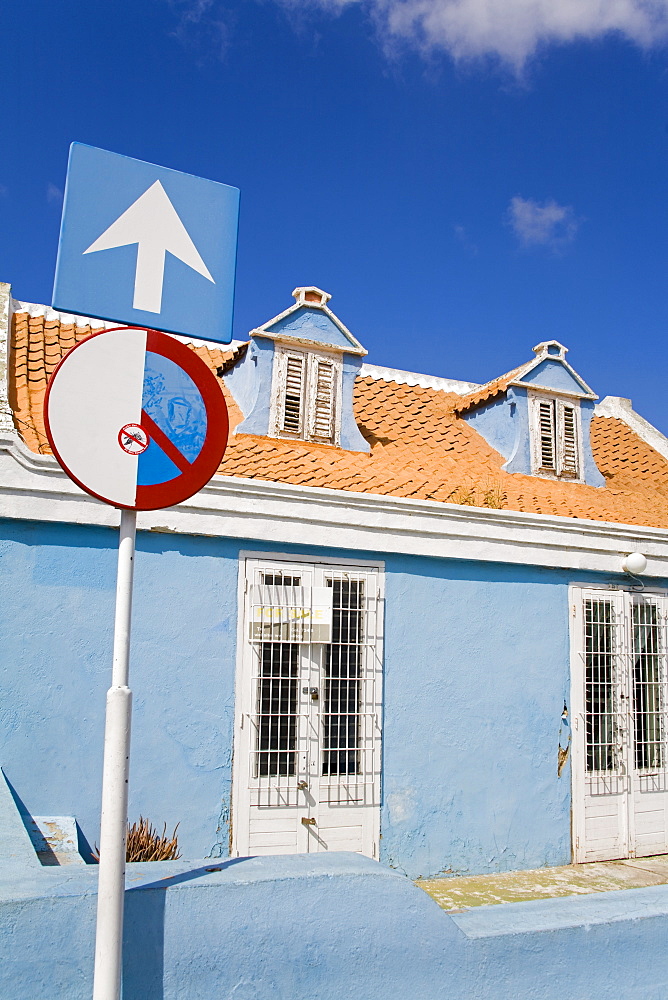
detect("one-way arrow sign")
[83,180,215,314]
[53,143,239,344]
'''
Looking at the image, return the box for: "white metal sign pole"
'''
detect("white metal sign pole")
[44,323,230,1000]
[92,507,137,1000]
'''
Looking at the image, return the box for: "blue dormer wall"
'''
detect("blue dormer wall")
[520,358,590,395]
[223,305,370,452]
[268,307,354,351]
[340,356,369,452]
[461,354,605,487]
[503,386,535,474]
[465,395,517,461]
[577,399,604,486]
[224,337,275,436]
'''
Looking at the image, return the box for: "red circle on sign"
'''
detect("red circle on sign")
[44,327,230,511]
[119,423,149,455]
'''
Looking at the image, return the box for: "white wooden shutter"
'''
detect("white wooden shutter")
[281,354,305,434]
[538,400,556,471]
[558,402,579,477]
[310,359,335,441]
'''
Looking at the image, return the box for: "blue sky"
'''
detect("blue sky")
[2,0,668,432]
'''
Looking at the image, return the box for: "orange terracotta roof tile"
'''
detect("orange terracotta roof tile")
[8,311,668,529]
[8,313,242,454]
[453,362,529,414]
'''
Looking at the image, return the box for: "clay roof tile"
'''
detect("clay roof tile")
[7,310,668,528]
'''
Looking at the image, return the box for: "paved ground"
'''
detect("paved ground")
[418,856,668,911]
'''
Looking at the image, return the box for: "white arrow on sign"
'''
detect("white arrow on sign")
[83,180,214,314]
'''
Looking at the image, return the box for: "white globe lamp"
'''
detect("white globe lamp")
[621,552,647,575]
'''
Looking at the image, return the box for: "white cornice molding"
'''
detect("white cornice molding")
[513,380,597,402]
[1,429,666,577]
[251,331,361,357]
[594,396,668,464]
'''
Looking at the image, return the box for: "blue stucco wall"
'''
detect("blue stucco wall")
[2,516,656,878]
[0,520,239,861]
[503,385,533,473]
[465,394,516,459]
[381,557,573,877]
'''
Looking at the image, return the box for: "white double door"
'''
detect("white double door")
[572,588,668,862]
[232,557,383,859]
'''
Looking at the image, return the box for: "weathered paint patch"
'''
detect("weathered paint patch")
[29,816,83,865]
[419,857,668,911]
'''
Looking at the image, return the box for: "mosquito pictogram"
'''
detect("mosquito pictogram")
[118,423,149,455]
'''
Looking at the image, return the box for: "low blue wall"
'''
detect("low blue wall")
[2,851,668,1000]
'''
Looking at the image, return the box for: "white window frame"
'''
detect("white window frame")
[528,391,583,481]
[270,345,343,446]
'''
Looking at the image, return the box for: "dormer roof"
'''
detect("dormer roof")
[249,286,367,356]
[454,339,596,415]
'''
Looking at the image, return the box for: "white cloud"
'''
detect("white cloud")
[47,182,63,205]
[453,223,478,255]
[508,195,580,250]
[167,0,234,60]
[280,0,668,68]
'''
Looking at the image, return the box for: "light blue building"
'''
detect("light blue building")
[2,279,668,884]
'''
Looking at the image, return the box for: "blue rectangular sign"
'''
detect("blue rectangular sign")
[53,143,240,344]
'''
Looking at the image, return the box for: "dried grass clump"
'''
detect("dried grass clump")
[93,817,181,863]
[447,480,507,509]
[126,817,181,862]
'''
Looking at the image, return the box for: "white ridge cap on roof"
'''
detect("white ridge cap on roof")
[172,334,246,351]
[12,299,245,351]
[359,362,479,395]
[12,299,122,330]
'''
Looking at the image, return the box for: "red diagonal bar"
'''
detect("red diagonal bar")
[141,409,191,474]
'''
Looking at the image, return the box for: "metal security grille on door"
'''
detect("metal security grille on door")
[572,589,668,862]
[233,559,383,859]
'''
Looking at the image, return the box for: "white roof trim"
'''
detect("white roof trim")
[171,335,246,352]
[12,298,245,354]
[359,364,479,395]
[595,396,668,463]
[11,299,122,330]
[2,428,667,577]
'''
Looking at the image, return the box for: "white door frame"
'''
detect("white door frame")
[231,551,384,858]
[570,582,668,863]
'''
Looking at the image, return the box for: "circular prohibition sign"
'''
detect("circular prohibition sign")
[44,326,229,511]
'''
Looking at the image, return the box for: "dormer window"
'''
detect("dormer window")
[272,346,341,445]
[227,285,369,453]
[530,393,581,479]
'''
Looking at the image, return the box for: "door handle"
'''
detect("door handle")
[296,780,308,791]
[301,817,316,826]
